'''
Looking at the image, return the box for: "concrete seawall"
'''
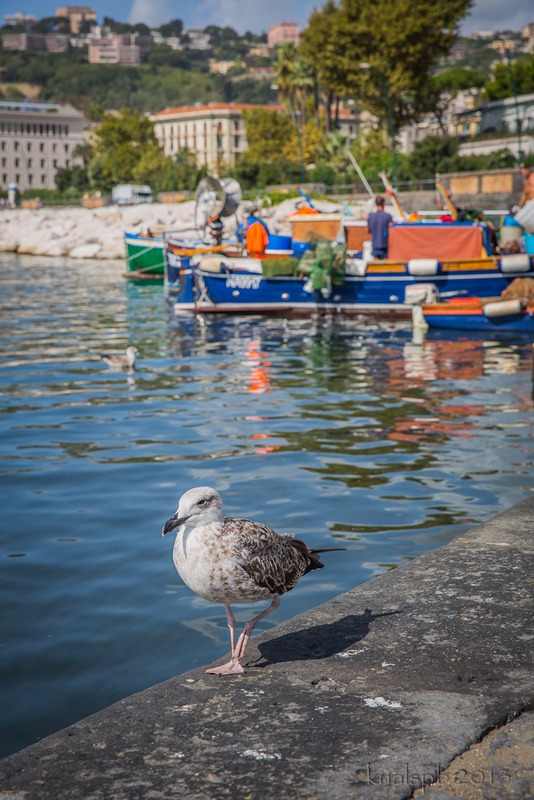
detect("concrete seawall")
[1,497,533,799]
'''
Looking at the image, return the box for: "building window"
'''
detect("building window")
[28,174,33,185]
[27,158,32,167]
[27,142,32,151]
[40,143,45,152]
[15,158,20,167]
[14,141,19,151]
[234,135,240,149]
[41,175,46,184]
[40,159,45,168]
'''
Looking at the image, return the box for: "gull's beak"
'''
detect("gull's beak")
[162,513,185,536]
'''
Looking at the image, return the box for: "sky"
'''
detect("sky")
[2,0,533,37]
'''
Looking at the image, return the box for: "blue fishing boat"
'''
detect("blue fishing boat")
[165,221,534,318]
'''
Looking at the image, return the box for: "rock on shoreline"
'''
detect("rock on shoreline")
[0,197,372,260]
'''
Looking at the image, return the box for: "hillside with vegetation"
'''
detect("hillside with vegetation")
[2,4,533,200]
[0,16,277,112]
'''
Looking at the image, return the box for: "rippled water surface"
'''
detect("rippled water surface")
[1,253,534,758]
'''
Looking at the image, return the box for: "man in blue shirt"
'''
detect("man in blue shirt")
[367,196,393,259]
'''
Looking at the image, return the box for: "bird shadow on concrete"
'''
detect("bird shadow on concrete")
[252,609,402,667]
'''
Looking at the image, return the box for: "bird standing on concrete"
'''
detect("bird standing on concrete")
[100,346,138,370]
[162,486,344,675]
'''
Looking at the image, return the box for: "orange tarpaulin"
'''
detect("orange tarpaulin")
[388,224,483,261]
[246,221,269,255]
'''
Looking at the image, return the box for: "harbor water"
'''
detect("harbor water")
[1,252,534,759]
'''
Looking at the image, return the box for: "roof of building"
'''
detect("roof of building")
[0,100,81,116]
[152,102,280,118]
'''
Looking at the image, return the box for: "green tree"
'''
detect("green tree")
[484,53,534,100]
[241,107,295,161]
[35,16,69,33]
[321,131,350,173]
[300,0,348,131]
[55,164,90,193]
[158,19,184,37]
[89,110,160,191]
[305,0,473,131]
[407,135,460,179]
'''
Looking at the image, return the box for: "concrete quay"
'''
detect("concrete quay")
[1,496,533,800]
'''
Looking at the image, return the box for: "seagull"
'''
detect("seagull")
[162,486,345,676]
[100,346,138,370]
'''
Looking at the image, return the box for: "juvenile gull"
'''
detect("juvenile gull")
[100,346,138,370]
[162,486,345,676]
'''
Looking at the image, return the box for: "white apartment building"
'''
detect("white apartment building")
[151,103,271,173]
[0,101,85,192]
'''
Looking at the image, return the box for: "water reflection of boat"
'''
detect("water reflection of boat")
[166,221,534,318]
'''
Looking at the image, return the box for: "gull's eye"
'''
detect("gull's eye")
[198,498,207,506]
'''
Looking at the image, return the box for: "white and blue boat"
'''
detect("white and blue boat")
[165,221,534,318]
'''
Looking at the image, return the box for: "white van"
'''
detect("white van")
[111,184,153,205]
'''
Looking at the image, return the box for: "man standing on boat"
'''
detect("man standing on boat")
[515,163,534,234]
[518,164,534,208]
[367,196,393,259]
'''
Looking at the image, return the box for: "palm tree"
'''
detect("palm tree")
[275,42,297,113]
[291,58,315,126]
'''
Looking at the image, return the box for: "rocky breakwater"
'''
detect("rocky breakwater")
[0,201,199,260]
[0,197,372,260]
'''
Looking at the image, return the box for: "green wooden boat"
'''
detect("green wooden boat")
[124,232,165,280]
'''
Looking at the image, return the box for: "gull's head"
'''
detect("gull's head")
[126,346,138,363]
[162,486,223,536]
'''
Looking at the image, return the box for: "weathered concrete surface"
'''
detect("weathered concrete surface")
[1,496,533,800]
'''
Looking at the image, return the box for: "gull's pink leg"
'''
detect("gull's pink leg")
[225,605,237,658]
[205,597,280,676]
[234,596,281,662]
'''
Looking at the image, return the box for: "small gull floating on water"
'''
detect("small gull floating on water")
[100,346,138,370]
[162,486,345,675]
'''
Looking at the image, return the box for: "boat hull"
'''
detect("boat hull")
[423,300,534,332]
[166,253,534,318]
[125,233,165,278]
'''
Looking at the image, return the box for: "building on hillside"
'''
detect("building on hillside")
[490,39,521,54]
[209,59,237,75]
[398,90,534,158]
[247,44,271,58]
[88,39,141,64]
[0,100,85,192]
[521,23,534,51]
[151,103,278,173]
[182,29,211,50]
[267,22,299,49]
[87,28,150,64]
[3,12,37,28]
[479,91,534,138]
[2,32,70,52]
[55,6,97,34]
